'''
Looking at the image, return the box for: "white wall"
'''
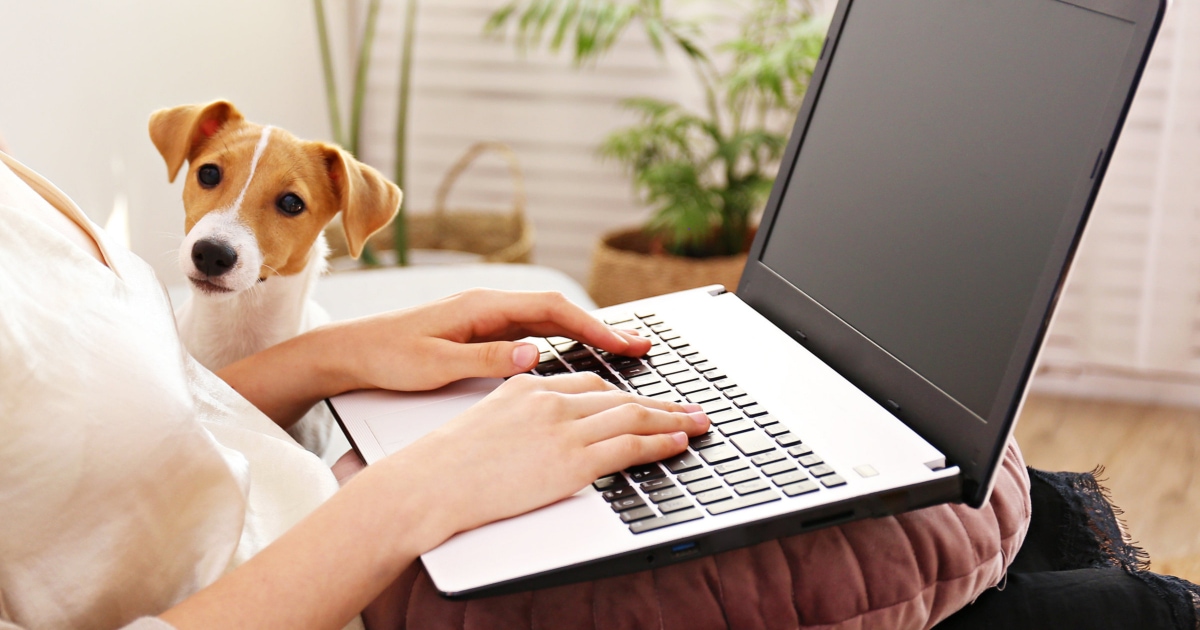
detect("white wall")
[0,1,348,285]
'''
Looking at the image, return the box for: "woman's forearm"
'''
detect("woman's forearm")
[160,455,448,630]
[216,323,360,429]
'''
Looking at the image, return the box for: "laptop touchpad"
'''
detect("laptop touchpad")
[354,378,502,457]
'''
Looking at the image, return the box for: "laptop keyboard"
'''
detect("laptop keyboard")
[530,310,847,535]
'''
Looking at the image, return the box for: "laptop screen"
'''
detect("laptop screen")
[759,0,1137,418]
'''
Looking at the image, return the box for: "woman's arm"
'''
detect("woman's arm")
[217,289,650,428]
[161,373,710,630]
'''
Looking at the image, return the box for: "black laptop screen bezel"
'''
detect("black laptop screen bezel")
[737,0,1165,507]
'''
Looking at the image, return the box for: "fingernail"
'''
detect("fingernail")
[671,431,688,446]
[680,403,703,413]
[688,411,710,428]
[512,344,538,369]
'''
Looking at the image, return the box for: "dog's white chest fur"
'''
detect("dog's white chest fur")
[175,236,336,457]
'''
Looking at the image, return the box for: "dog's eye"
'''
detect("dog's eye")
[197,164,222,188]
[276,193,306,216]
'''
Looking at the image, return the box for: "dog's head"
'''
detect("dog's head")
[149,100,401,297]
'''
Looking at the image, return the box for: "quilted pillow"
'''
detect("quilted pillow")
[397,439,1030,630]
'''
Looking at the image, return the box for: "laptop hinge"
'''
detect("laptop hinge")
[924,457,948,471]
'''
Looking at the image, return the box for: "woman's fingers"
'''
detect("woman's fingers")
[584,432,690,479]
[458,290,650,356]
[580,404,709,444]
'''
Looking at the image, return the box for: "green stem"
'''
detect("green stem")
[349,0,383,156]
[392,0,419,267]
[312,0,344,146]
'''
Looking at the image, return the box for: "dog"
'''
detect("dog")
[150,100,401,458]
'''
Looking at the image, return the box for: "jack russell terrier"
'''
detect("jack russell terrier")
[150,100,401,457]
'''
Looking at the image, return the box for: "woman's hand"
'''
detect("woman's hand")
[329,289,650,393]
[369,371,711,545]
[217,289,647,428]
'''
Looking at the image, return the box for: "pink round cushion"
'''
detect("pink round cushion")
[399,440,1031,630]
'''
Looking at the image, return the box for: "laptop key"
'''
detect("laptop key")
[667,339,690,350]
[764,424,790,437]
[685,354,708,365]
[702,400,734,416]
[706,371,729,383]
[665,371,699,385]
[661,451,703,474]
[648,487,685,503]
[658,363,690,377]
[649,323,672,334]
[708,409,742,425]
[628,507,704,534]
[685,478,724,494]
[755,414,780,427]
[677,469,713,484]
[686,389,720,404]
[629,373,661,388]
[648,354,679,368]
[593,474,628,492]
[611,496,648,512]
[646,345,671,357]
[562,347,594,362]
[820,474,847,488]
[771,470,808,487]
[732,397,758,409]
[619,364,653,379]
[730,432,775,456]
[750,450,786,467]
[718,419,755,436]
[733,479,771,496]
[688,432,724,450]
[782,479,821,496]
[724,469,760,486]
[809,464,836,478]
[713,460,749,476]
[676,380,709,395]
[707,489,780,515]
[699,444,739,465]
[677,346,700,357]
[637,382,671,397]
[620,506,657,523]
[640,478,675,493]
[627,463,667,483]
[788,444,815,458]
[798,454,824,468]
[695,488,733,505]
[724,387,747,399]
[741,404,768,417]
[657,497,694,514]
[604,314,635,325]
[761,460,799,476]
[602,486,638,502]
[775,432,803,447]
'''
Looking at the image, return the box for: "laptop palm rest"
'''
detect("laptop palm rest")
[331,378,503,464]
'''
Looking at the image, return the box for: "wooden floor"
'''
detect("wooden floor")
[1014,394,1200,582]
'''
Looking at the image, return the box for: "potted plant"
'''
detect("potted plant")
[486,0,827,305]
[313,0,419,266]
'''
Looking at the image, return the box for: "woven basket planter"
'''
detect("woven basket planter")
[587,227,748,307]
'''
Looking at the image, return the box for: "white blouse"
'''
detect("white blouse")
[0,153,354,629]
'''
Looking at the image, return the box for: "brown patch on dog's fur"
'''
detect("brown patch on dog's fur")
[149,100,401,275]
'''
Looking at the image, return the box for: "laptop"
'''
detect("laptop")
[329,0,1164,599]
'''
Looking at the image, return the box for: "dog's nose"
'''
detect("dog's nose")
[191,239,238,277]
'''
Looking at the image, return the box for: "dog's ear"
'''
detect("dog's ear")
[319,145,402,259]
[148,101,244,183]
